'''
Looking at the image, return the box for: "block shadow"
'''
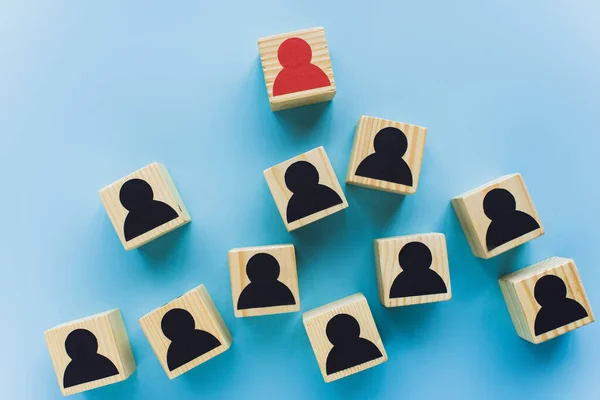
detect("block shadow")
[273,101,332,138]
[322,353,387,399]
[290,208,350,252]
[377,300,446,343]
[345,184,405,230]
[136,224,193,277]
[138,223,191,258]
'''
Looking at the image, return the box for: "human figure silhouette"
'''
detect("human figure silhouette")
[285,161,343,223]
[162,308,221,371]
[119,178,179,241]
[63,329,119,388]
[483,188,540,251]
[237,253,296,310]
[534,275,588,336]
[272,37,331,96]
[325,314,383,375]
[389,241,447,298]
[355,127,413,186]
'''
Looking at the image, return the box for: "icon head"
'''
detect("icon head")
[161,308,196,341]
[285,161,320,193]
[373,127,408,157]
[246,253,281,282]
[65,329,99,359]
[278,37,312,68]
[398,241,432,272]
[120,179,155,211]
[483,188,516,220]
[326,314,361,345]
[534,275,567,307]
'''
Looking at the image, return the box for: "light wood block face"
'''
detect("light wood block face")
[346,116,427,195]
[374,233,452,307]
[228,244,300,318]
[99,162,191,250]
[44,309,136,396]
[499,257,594,344]
[139,285,232,379]
[264,146,348,231]
[302,293,387,383]
[451,173,543,259]
[258,27,336,111]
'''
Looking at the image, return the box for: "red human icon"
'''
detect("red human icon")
[272,37,331,96]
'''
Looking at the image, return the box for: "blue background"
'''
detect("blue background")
[1,1,599,399]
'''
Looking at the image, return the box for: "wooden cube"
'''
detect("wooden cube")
[499,257,594,344]
[228,244,300,318]
[451,173,543,259]
[258,27,336,111]
[99,162,191,250]
[264,146,348,231]
[302,293,387,383]
[44,309,136,396]
[374,233,452,307]
[346,116,427,195]
[139,285,232,379]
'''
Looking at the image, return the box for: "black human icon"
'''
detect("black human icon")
[119,178,179,241]
[534,275,588,336]
[483,188,540,251]
[237,253,296,310]
[325,314,383,375]
[355,127,413,186]
[63,329,119,388]
[285,161,343,223]
[161,308,221,371]
[389,241,447,298]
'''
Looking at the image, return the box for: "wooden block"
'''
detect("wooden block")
[499,257,594,344]
[44,309,136,396]
[258,27,336,111]
[139,285,232,379]
[302,293,387,383]
[228,244,300,318]
[346,116,427,195]
[451,173,543,259]
[374,233,452,307]
[99,162,191,250]
[264,146,348,231]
